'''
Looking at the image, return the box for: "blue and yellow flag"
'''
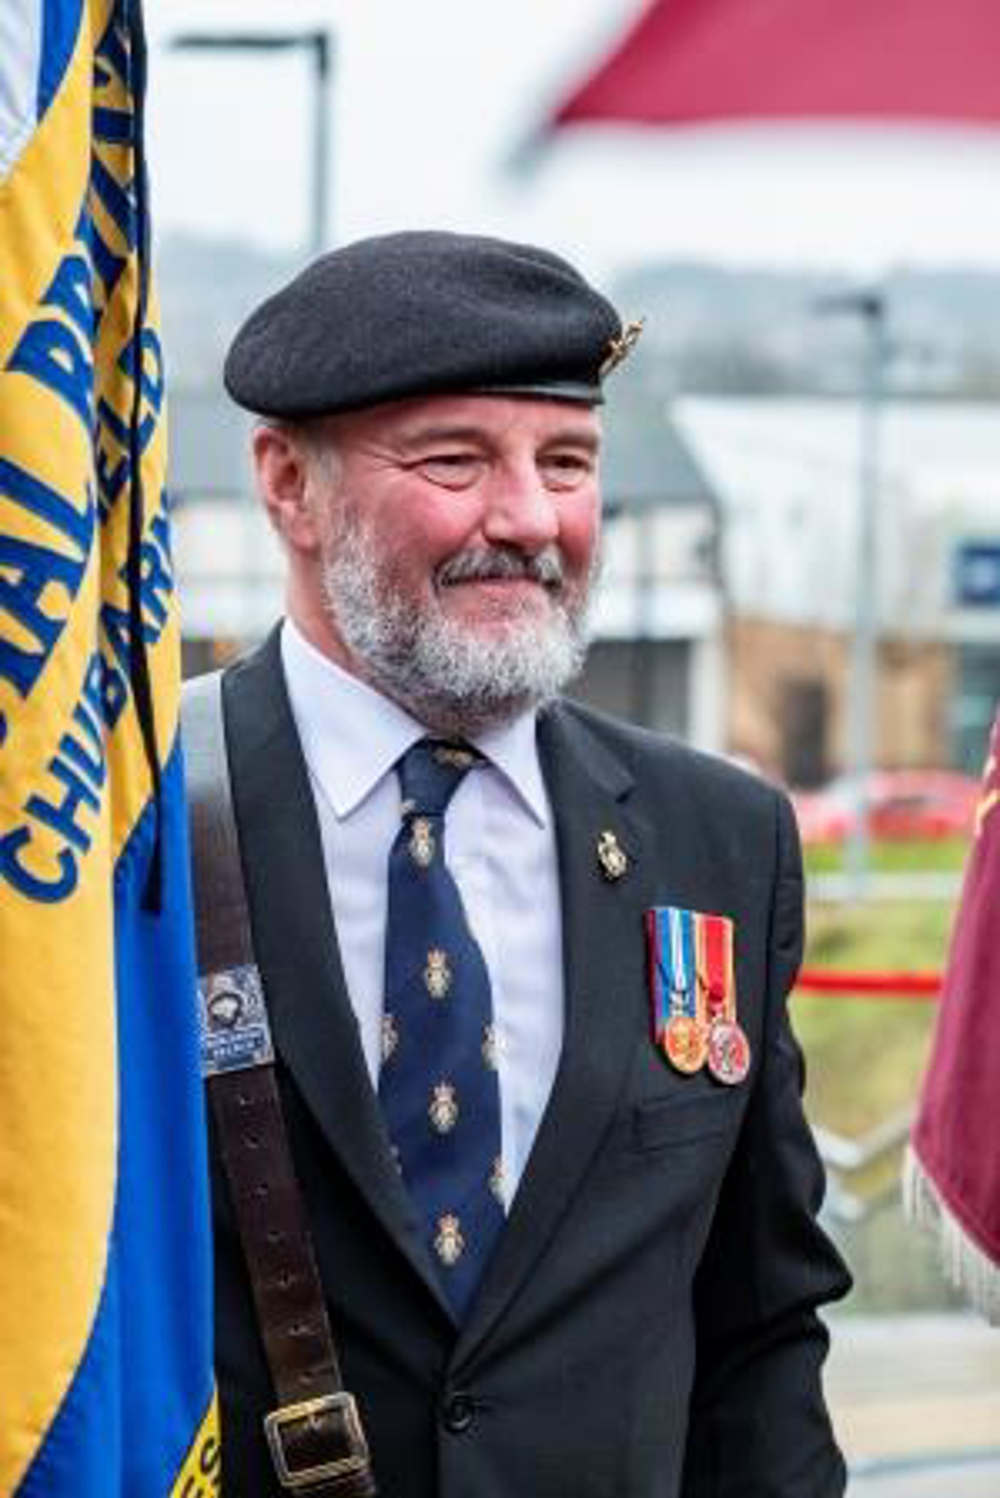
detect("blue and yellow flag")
[0,2,218,1491]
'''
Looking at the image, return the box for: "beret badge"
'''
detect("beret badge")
[600,318,645,379]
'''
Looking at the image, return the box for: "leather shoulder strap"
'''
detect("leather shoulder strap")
[182,670,257,978]
[182,671,376,1496]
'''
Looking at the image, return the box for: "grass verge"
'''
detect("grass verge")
[803,836,969,875]
[793,898,956,1135]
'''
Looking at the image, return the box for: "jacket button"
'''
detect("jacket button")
[442,1391,475,1433]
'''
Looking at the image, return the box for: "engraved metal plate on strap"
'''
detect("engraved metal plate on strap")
[198,962,275,1076]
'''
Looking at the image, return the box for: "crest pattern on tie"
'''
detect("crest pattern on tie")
[378,738,504,1317]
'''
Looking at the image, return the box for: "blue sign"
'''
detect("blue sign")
[955,542,1000,608]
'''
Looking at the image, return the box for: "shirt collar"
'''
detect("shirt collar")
[474,711,549,828]
[282,619,421,818]
[280,618,549,827]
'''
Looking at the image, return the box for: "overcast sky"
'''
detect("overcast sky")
[145,0,1000,283]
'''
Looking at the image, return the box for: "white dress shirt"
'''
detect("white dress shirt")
[280,618,565,1206]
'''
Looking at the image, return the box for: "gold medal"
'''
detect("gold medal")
[662,1013,708,1075]
[648,908,706,1074]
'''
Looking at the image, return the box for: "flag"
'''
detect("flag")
[905,710,1000,1323]
[0,1,219,1490]
[550,0,1000,129]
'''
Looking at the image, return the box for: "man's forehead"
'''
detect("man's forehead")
[332,393,602,450]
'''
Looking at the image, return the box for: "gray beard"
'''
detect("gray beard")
[320,525,594,737]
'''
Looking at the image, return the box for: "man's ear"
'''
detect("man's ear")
[252,425,321,552]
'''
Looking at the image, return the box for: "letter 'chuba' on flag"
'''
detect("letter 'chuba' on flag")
[905,709,1000,1323]
[0,2,219,1492]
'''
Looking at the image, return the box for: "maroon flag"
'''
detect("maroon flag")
[552,0,1000,129]
[905,710,1000,1322]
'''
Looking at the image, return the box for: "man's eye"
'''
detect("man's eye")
[541,453,594,487]
[414,454,482,486]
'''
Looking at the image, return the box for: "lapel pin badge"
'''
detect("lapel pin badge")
[596,829,628,882]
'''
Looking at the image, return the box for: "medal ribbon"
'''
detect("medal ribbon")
[647,907,701,1039]
[668,909,699,1021]
[645,910,666,1041]
[698,914,734,1028]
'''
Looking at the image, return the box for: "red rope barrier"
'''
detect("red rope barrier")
[795,968,941,999]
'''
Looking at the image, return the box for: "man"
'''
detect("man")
[206,230,850,1496]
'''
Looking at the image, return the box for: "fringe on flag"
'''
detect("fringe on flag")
[903,1145,1000,1326]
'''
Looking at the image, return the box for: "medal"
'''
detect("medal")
[663,1012,708,1074]
[706,1019,751,1085]
[697,912,751,1086]
[647,907,706,1074]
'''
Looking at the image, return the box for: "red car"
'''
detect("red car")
[792,770,981,844]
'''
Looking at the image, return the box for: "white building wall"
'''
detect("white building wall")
[174,498,283,642]
[674,397,1000,642]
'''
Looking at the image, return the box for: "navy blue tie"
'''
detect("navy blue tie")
[378,739,505,1318]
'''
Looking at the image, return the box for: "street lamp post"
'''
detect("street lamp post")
[817,290,888,896]
[170,29,334,256]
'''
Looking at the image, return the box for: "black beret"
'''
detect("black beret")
[224,230,635,418]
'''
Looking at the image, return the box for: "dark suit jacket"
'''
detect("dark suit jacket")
[210,630,851,1497]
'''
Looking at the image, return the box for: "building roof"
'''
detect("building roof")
[601,354,716,514]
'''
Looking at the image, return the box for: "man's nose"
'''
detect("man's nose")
[482,461,559,552]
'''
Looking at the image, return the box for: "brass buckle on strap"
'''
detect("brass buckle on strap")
[264,1392,371,1492]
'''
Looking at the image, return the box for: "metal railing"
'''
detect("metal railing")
[794,967,939,1224]
[813,1108,914,1223]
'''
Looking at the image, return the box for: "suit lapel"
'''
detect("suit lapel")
[456,702,661,1364]
[223,631,452,1316]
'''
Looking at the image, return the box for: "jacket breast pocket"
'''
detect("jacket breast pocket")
[631,1089,744,1154]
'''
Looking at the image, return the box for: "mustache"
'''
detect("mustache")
[436,545,565,589]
